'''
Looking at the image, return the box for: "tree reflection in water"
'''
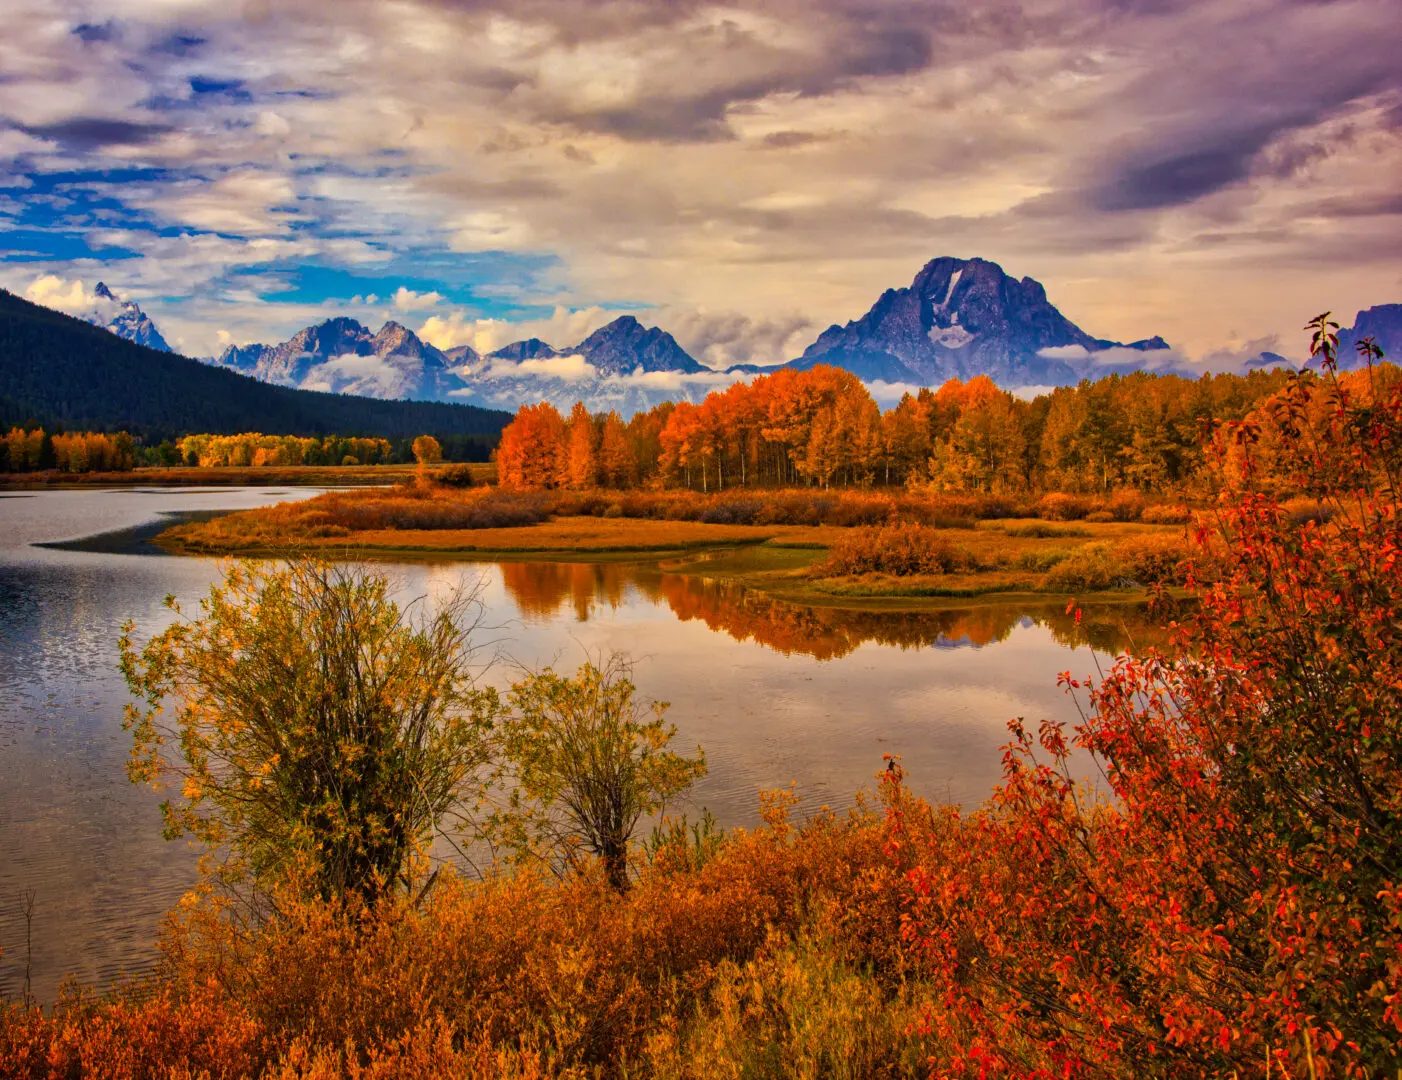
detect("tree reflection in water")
[497,561,1167,660]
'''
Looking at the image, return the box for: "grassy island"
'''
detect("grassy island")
[155,484,1195,609]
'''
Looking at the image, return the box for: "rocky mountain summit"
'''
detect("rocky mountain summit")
[210,314,715,414]
[449,316,714,415]
[87,282,172,353]
[215,317,457,401]
[790,256,1170,386]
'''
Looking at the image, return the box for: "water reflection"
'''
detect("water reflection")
[499,560,1167,660]
[1,490,1159,1003]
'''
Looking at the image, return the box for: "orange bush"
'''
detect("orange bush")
[0,797,915,1078]
[1140,501,1191,524]
[1034,491,1092,520]
[815,524,977,576]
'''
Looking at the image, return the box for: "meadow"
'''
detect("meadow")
[156,483,1200,604]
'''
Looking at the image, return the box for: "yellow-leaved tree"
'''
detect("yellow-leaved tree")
[119,560,500,907]
[486,655,706,892]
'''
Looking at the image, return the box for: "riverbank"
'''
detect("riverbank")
[154,484,1190,609]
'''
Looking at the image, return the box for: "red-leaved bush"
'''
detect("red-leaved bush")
[893,318,1402,1077]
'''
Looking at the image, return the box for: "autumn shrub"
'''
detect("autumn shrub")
[306,488,555,531]
[698,498,765,525]
[1015,547,1070,573]
[120,560,500,904]
[1035,491,1092,520]
[436,463,476,488]
[1002,521,1089,538]
[1043,542,1120,590]
[891,318,1402,1077]
[816,524,977,577]
[0,787,912,1078]
[1098,489,1147,521]
[485,656,707,892]
[1140,501,1191,524]
[1111,531,1188,585]
[643,930,937,1078]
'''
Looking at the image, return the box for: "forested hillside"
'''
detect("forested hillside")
[0,289,510,442]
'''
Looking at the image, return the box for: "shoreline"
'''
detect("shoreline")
[154,513,1177,613]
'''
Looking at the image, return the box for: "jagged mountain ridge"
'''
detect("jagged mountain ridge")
[211,314,719,415]
[216,317,459,401]
[86,282,172,353]
[789,257,1171,386]
[198,258,1185,415]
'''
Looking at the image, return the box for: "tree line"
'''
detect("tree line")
[496,363,1312,494]
[0,427,490,473]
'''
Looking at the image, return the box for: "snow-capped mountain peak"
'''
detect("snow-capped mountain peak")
[85,282,172,353]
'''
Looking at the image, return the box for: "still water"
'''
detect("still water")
[0,487,1140,1002]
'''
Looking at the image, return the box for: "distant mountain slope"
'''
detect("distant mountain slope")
[216,316,459,400]
[0,289,511,441]
[211,312,720,416]
[1336,304,1402,368]
[449,316,719,415]
[87,282,172,352]
[789,256,1172,386]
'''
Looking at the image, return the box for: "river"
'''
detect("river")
[0,486,1139,1002]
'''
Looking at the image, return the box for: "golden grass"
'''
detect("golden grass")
[179,517,834,554]
[158,486,1191,606]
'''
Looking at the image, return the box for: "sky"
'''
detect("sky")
[1,0,1400,368]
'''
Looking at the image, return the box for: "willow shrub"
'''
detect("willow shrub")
[119,560,501,905]
[486,656,707,892]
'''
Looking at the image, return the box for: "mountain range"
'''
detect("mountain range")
[67,260,1402,417]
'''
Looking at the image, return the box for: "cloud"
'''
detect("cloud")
[1038,343,1192,372]
[23,274,117,319]
[1037,345,1092,362]
[653,306,816,368]
[130,170,302,236]
[20,117,172,151]
[488,353,599,381]
[300,351,420,397]
[864,379,923,405]
[0,0,1399,364]
[602,367,746,392]
[392,286,443,312]
[420,305,619,354]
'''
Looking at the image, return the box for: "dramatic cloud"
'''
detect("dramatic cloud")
[23,274,113,318]
[0,0,1399,362]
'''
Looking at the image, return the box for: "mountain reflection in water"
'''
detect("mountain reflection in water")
[497,560,1167,660]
